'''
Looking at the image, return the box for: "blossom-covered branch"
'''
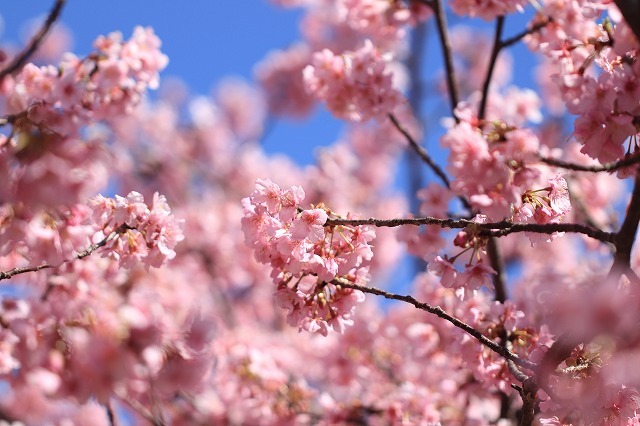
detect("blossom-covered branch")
[334,278,536,371]
[0,223,126,282]
[0,191,183,282]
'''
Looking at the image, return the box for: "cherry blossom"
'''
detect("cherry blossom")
[303,39,405,122]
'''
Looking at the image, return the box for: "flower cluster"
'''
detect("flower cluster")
[7,26,168,133]
[88,191,184,268]
[528,2,640,163]
[255,43,315,118]
[241,179,375,335]
[449,0,527,21]
[336,0,420,44]
[441,120,540,219]
[302,40,404,122]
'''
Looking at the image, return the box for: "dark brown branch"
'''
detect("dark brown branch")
[0,113,25,128]
[423,0,460,121]
[478,15,552,122]
[389,114,450,188]
[325,216,615,244]
[335,279,537,371]
[611,170,640,272]
[0,224,129,282]
[0,0,66,82]
[478,16,505,122]
[388,113,474,212]
[614,0,640,44]
[518,378,538,426]
[487,237,507,302]
[539,154,640,173]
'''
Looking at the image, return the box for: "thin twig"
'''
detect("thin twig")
[0,0,66,81]
[539,154,640,173]
[500,16,552,48]
[507,359,529,383]
[388,113,473,212]
[478,16,505,122]
[423,0,460,121]
[388,114,450,188]
[335,279,537,371]
[0,224,130,282]
[325,216,615,244]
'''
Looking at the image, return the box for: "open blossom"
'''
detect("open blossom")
[427,253,496,300]
[513,174,571,226]
[303,39,404,122]
[241,179,375,335]
[88,191,184,268]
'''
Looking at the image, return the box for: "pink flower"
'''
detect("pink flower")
[290,208,328,242]
[88,191,184,268]
[547,174,571,216]
[459,261,496,292]
[427,255,458,288]
[303,40,404,122]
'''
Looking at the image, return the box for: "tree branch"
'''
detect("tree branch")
[611,169,640,273]
[478,16,505,122]
[518,378,538,426]
[335,279,537,371]
[614,0,640,44]
[0,0,66,82]
[0,224,129,282]
[487,237,507,302]
[388,113,473,213]
[325,216,615,243]
[389,114,449,187]
[538,154,640,173]
[422,0,460,121]
[500,16,552,48]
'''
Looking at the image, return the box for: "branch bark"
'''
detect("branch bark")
[325,216,615,244]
